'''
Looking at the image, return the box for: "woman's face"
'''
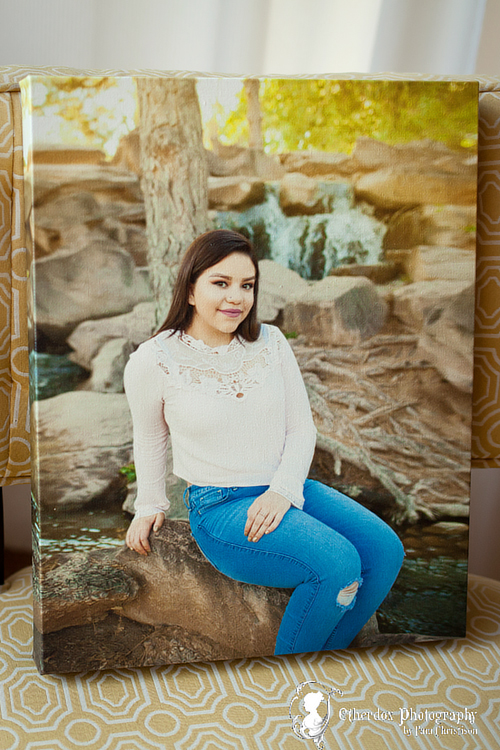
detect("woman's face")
[187,252,256,346]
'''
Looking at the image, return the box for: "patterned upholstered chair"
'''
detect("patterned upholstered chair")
[0,67,499,749]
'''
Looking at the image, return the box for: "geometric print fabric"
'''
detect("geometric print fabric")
[0,568,499,749]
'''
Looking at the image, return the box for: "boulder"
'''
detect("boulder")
[257,260,309,322]
[283,276,388,345]
[118,521,290,657]
[35,519,291,662]
[33,551,140,633]
[85,337,134,393]
[68,302,156,370]
[208,176,265,210]
[34,192,122,230]
[384,205,476,251]
[352,137,474,175]
[392,280,474,391]
[404,246,476,283]
[33,391,133,509]
[419,205,476,249]
[252,149,287,180]
[417,283,475,392]
[392,280,471,330]
[351,137,396,171]
[355,168,476,209]
[31,162,143,204]
[206,146,254,177]
[280,151,356,177]
[33,144,105,166]
[33,241,153,342]
[280,172,323,215]
[34,518,394,670]
[329,262,400,285]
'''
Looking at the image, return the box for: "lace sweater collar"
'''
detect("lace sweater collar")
[152,326,274,398]
[176,330,243,356]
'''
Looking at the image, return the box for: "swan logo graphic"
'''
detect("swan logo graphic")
[289,681,341,748]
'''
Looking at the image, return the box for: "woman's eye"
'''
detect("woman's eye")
[214,281,227,287]
[243,283,254,290]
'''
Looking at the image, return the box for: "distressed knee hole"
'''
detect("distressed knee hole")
[337,581,359,607]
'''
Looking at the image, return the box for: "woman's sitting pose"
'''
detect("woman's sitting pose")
[124,229,404,655]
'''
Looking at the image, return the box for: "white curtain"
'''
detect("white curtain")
[0,0,490,75]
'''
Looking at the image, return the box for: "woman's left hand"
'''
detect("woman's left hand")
[244,490,291,542]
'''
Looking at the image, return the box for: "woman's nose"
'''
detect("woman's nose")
[226,286,242,302]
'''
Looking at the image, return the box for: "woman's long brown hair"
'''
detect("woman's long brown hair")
[156,229,260,342]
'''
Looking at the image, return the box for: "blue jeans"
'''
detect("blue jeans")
[185,479,405,655]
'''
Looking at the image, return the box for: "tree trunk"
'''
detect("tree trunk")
[137,78,209,323]
[244,79,263,150]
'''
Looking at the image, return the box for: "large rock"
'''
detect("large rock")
[85,337,134,393]
[118,520,290,658]
[419,284,475,392]
[392,280,471,330]
[257,260,309,322]
[33,391,133,509]
[405,246,476,283]
[31,162,143,204]
[34,192,122,230]
[352,137,475,175]
[384,205,476,251]
[68,302,156,370]
[355,168,476,209]
[207,141,285,180]
[206,146,254,177]
[280,151,355,177]
[280,172,324,215]
[392,280,474,391]
[33,551,140,633]
[33,145,106,166]
[208,176,265,210]
[329,263,400,285]
[35,519,291,662]
[283,276,388,345]
[33,241,153,342]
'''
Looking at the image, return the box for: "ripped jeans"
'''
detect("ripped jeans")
[185,479,404,655]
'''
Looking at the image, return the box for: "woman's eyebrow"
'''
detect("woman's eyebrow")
[208,273,256,281]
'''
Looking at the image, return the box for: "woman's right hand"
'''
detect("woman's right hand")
[126,512,165,556]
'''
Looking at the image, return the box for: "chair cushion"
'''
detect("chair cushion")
[0,567,498,748]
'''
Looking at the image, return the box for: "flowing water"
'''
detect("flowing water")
[215,182,387,279]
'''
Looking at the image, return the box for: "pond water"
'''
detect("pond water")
[31,352,88,400]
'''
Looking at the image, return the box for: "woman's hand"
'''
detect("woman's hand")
[244,491,291,543]
[126,512,165,556]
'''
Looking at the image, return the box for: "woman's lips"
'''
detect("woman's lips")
[219,309,242,318]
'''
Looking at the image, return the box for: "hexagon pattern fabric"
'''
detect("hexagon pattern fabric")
[0,568,499,749]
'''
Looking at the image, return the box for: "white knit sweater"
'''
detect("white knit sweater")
[123,324,317,518]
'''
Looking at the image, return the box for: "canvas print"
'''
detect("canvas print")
[21,75,478,674]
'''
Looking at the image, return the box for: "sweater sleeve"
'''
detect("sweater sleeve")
[123,342,171,518]
[268,328,317,509]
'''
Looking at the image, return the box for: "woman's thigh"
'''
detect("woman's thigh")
[302,479,404,573]
[189,486,361,591]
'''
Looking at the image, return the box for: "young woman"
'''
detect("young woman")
[124,229,404,655]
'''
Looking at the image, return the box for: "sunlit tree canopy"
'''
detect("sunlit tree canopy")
[29,76,138,158]
[218,79,477,154]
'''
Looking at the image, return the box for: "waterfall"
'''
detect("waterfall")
[215,182,386,280]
